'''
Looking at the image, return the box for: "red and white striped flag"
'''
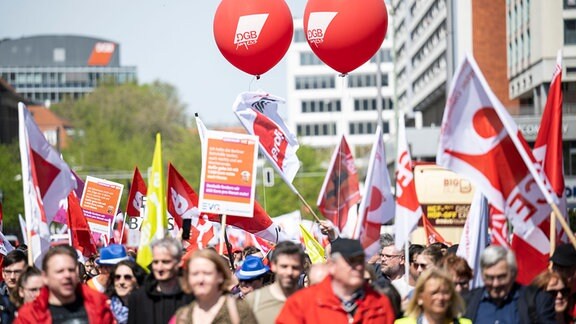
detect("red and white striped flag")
[394,115,424,249]
[533,51,568,243]
[317,136,361,232]
[233,91,300,184]
[355,126,395,257]
[437,55,557,284]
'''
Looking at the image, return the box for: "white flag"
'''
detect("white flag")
[457,191,489,289]
[232,91,300,184]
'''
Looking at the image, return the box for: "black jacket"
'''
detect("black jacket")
[463,282,556,324]
[127,274,194,324]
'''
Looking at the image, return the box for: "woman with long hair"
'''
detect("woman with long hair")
[531,270,572,324]
[396,268,471,324]
[172,249,257,324]
[105,260,146,324]
[10,267,42,309]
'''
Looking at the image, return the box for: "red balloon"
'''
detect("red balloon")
[213,0,293,76]
[304,0,388,74]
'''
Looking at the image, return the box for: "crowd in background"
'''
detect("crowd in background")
[0,224,574,323]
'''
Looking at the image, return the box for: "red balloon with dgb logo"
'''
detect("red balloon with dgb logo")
[304,0,388,74]
[213,0,293,76]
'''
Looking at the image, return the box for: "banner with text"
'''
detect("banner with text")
[199,130,258,218]
[80,176,124,245]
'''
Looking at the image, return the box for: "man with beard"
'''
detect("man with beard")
[14,245,113,323]
[245,241,305,323]
[277,238,395,323]
[127,237,193,324]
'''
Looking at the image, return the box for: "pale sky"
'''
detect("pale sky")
[0,0,307,126]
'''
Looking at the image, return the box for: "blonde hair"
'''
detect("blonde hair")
[181,249,232,294]
[405,268,465,319]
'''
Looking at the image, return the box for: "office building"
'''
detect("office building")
[0,35,137,105]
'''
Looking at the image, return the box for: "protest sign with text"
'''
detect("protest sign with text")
[80,176,124,245]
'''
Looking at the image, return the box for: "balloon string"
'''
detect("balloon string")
[248,75,260,91]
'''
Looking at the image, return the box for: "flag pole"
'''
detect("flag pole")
[550,212,556,257]
[293,190,322,222]
[219,214,227,255]
[119,212,128,244]
[550,203,576,249]
[222,226,235,270]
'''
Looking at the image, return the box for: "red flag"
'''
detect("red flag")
[394,116,424,249]
[67,192,97,257]
[355,126,395,257]
[437,55,556,284]
[534,52,567,243]
[317,136,361,232]
[126,167,147,217]
[422,214,447,245]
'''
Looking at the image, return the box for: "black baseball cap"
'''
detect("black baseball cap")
[551,243,576,267]
[331,238,364,259]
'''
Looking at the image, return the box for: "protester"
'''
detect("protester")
[441,254,473,294]
[277,238,395,323]
[0,250,27,323]
[413,245,443,280]
[10,267,42,309]
[14,245,113,323]
[396,268,471,324]
[531,270,572,324]
[463,245,556,323]
[407,244,424,286]
[127,237,193,324]
[87,244,130,293]
[84,255,99,278]
[377,234,411,298]
[232,248,243,269]
[171,248,257,323]
[245,241,304,323]
[233,255,270,299]
[551,243,576,323]
[105,260,146,324]
[243,246,264,259]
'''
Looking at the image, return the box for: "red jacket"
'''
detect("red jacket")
[14,284,114,324]
[276,276,395,324]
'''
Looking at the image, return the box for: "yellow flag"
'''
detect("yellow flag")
[299,224,325,264]
[137,133,168,271]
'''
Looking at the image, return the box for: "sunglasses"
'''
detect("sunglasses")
[547,288,570,297]
[114,274,134,281]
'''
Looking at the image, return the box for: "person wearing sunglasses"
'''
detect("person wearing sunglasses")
[105,260,146,324]
[531,270,572,324]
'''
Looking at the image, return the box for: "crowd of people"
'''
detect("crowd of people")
[0,225,575,323]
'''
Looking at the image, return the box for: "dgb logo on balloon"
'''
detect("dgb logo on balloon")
[234,13,269,49]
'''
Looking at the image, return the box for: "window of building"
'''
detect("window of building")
[295,75,335,90]
[566,0,576,8]
[301,99,341,113]
[300,52,323,65]
[565,20,576,44]
[349,121,389,135]
[53,48,66,62]
[296,122,337,136]
[294,29,306,43]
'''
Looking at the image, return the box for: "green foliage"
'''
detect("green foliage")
[255,145,332,220]
[0,143,24,229]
